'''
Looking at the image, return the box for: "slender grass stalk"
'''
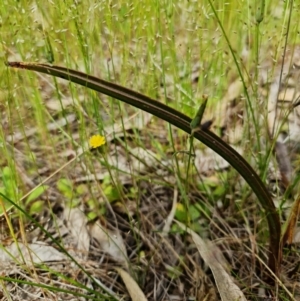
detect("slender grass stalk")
[207,0,262,166]
[186,95,208,185]
[0,276,116,300]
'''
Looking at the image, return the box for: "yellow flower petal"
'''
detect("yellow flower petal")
[89,135,106,149]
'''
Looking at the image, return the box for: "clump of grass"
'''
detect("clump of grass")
[1,0,300,300]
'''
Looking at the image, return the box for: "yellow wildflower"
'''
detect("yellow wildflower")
[89,135,106,149]
[176,203,185,212]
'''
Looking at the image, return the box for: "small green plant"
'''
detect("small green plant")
[57,178,81,208]
[0,166,49,217]
[0,166,19,215]
[25,185,49,215]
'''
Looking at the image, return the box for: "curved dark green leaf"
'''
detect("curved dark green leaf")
[7,61,281,278]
